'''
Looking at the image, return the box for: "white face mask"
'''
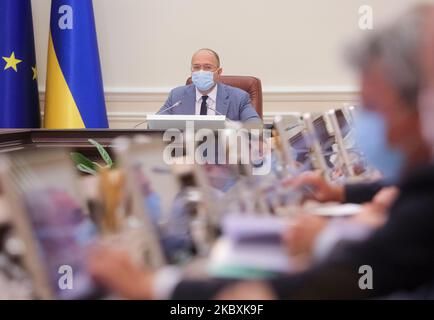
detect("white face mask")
[419,87,434,151]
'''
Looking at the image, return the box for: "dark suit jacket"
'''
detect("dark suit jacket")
[344,181,385,204]
[172,165,434,299]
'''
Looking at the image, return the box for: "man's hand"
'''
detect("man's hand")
[283,214,328,259]
[371,187,399,212]
[87,245,155,300]
[286,171,345,203]
[350,187,399,228]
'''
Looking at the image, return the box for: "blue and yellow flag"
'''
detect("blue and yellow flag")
[0,0,41,128]
[44,0,108,129]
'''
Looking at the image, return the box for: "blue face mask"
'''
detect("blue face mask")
[192,71,215,92]
[354,109,405,182]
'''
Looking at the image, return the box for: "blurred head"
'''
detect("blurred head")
[348,8,431,177]
[191,48,223,93]
[419,5,434,155]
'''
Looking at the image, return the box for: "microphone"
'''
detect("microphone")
[133,100,182,129]
[156,100,183,115]
[204,104,225,117]
[205,105,243,128]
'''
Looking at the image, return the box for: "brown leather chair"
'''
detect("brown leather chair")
[186,75,263,119]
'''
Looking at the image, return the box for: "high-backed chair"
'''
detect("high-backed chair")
[186,75,263,119]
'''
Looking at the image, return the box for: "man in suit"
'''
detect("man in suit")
[157,48,261,122]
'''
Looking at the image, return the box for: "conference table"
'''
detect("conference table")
[0,116,338,159]
[0,129,167,160]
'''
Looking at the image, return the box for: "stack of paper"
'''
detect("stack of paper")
[207,215,293,279]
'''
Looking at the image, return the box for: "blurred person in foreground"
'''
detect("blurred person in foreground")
[218,5,434,299]
[88,6,434,299]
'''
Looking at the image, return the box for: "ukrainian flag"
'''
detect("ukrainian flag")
[0,0,41,128]
[44,0,108,129]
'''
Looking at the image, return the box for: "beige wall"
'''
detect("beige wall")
[31,0,428,127]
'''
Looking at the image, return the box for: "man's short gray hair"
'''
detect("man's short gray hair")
[348,8,428,108]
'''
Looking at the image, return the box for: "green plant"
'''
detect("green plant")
[71,139,114,175]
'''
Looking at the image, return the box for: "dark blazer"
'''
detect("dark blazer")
[172,165,434,299]
[344,181,385,204]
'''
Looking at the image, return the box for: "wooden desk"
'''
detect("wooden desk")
[0,129,165,158]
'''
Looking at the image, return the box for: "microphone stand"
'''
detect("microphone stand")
[133,100,182,129]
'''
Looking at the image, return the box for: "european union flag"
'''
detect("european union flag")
[44,0,108,129]
[0,0,41,128]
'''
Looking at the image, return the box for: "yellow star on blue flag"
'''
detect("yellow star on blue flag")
[2,52,23,72]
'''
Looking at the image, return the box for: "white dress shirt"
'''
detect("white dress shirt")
[195,85,217,115]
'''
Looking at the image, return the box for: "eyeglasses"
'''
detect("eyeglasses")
[191,64,218,72]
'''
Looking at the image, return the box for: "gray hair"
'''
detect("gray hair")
[347,8,428,108]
